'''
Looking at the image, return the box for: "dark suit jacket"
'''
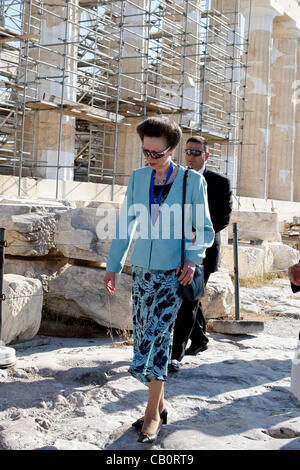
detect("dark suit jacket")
[202,168,232,276]
[291,283,300,293]
[290,260,300,293]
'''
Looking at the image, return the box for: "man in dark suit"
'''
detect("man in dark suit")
[169,136,232,371]
[289,262,300,293]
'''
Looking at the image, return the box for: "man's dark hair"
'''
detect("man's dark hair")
[136,117,182,149]
[186,135,208,153]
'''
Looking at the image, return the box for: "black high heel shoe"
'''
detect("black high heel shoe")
[138,420,162,444]
[132,409,168,430]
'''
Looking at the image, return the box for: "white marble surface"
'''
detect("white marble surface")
[2,274,43,344]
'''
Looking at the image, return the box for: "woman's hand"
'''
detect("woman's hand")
[176,260,196,286]
[103,270,116,295]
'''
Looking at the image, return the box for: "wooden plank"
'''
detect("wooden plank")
[129,96,179,114]
[200,10,223,18]
[25,97,125,124]
[42,93,84,109]
[63,108,113,124]
[43,93,124,122]
[0,27,38,43]
[149,31,173,40]
[25,100,59,110]
[0,80,23,91]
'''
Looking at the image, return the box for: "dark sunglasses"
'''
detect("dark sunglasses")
[185,149,203,156]
[142,146,171,160]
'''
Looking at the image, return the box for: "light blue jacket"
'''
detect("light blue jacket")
[106,165,215,273]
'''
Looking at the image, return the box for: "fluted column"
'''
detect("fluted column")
[268,17,300,201]
[238,0,283,198]
[209,0,244,185]
[23,0,79,180]
[294,38,300,202]
[180,1,201,114]
[103,1,147,187]
[158,0,201,117]
[119,0,148,101]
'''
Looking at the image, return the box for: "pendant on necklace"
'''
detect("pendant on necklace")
[155,176,166,185]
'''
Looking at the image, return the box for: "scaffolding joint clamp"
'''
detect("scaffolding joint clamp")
[0,293,6,301]
[0,241,7,248]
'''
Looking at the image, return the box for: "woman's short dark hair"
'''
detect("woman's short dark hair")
[136,117,182,149]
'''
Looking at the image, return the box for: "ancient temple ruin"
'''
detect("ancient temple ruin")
[0,0,299,347]
[1,0,300,206]
[0,0,248,199]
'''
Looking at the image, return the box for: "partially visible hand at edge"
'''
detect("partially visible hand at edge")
[176,260,196,286]
[103,270,116,295]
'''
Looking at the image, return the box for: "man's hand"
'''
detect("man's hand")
[176,260,196,286]
[103,270,116,295]
[288,262,300,287]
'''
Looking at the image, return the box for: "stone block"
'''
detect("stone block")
[55,205,123,263]
[46,264,132,330]
[262,244,275,272]
[202,269,234,319]
[4,257,67,282]
[46,266,235,333]
[209,320,264,335]
[0,201,68,257]
[219,227,229,245]
[220,242,299,277]
[220,244,265,278]
[228,211,281,242]
[267,242,300,271]
[2,274,43,345]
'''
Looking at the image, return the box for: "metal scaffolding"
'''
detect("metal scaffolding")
[0,0,251,200]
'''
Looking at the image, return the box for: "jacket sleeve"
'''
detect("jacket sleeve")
[185,174,215,265]
[213,177,232,234]
[106,171,137,273]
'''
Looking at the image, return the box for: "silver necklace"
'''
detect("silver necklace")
[154,164,178,185]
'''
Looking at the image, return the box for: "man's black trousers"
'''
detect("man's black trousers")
[172,272,210,362]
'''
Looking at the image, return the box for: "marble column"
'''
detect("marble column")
[118,0,148,102]
[294,38,300,202]
[23,0,79,181]
[268,17,300,201]
[198,0,243,186]
[181,1,201,115]
[106,118,144,186]
[238,0,283,198]
[102,1,147,188]
[165,0,201,117]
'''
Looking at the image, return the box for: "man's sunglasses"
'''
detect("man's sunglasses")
[185,149,203,156]
[142,146,171,160]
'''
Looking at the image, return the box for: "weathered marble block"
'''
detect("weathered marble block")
[2,274,43,345]
[46,265,235,331]
[4,257,67,284]
[55,205,121,263]
[266,242,300,271]
[220,241,299,278]
[202,269,234,318]
[47,264,132,330]
[0,201,68,257]
[220,244,266,278]
[228,211,281,242]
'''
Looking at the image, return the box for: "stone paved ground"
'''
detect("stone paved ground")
[0,323,299,450]
[0,279,299,451]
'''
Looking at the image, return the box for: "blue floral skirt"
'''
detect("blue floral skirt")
[128,266,183,385]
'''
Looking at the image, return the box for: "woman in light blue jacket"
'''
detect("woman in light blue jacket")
[104,117,214,443]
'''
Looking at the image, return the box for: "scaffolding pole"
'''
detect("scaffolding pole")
[0,0,251,199]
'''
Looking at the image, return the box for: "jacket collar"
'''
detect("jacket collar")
[146,163,186,206]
